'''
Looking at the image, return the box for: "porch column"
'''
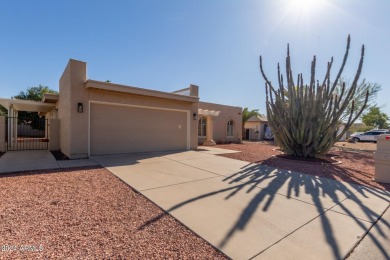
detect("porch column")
[13,110,18,142]
[12,110,17,144]
[198,108,220,146]
[44,113,48,139]
[8,105,13,145]
[203,116,216,146]
[0,117,5,152]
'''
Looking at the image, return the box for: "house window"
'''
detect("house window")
[227,120,234,137]
[198,117,207,137]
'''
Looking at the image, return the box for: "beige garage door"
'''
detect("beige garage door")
[90,103,188,155]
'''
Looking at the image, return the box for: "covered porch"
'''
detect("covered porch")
[198,108,221,146]
[0,98,56,151]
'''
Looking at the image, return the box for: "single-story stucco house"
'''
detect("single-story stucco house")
[244,115,270,141]
[0,59,242,158]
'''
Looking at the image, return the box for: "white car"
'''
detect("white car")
[351,130,390,142]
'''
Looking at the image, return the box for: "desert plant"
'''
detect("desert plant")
[259,35,368,158]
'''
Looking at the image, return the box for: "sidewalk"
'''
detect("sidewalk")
[0,150,99,174]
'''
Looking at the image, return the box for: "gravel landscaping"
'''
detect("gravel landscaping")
[335,141,377,152]
[214,142,390,191]
[0,167,227,259]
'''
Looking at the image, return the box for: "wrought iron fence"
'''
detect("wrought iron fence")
[5,117,49,151]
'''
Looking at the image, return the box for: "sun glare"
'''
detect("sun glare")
[286,0,326,14]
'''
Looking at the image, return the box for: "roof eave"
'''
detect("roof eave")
[0,98,56,113]
[85,80,199,103]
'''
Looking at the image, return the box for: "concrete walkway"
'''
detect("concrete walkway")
[93,149,390,260]
[0,150,99,174]
[348,205,390,260]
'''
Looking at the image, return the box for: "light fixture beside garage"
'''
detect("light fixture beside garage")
[193,112,197,120]
[77,103,83,113]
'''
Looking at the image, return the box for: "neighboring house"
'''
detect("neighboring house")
[0,59,241,158]
[244,115,346,142]
[244,115,269,141]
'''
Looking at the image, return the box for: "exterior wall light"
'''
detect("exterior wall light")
[193,112,198,120]
[77,103,83,113]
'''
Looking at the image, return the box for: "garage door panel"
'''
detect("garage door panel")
[90,103,188,155]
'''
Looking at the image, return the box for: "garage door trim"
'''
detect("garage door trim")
[88,100,190,156]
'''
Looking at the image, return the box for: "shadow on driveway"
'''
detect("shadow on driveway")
[139,162,390,259]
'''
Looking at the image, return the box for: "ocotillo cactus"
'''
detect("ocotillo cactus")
[259,35,368,158]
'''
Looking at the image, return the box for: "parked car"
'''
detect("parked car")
[350,129,390,142]
[350,132,364,138]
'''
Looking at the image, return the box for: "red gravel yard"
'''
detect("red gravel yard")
[0,167,227,259]
[214,142,389,191]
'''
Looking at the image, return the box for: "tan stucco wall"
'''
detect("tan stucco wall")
[0,116,5,152]
[58,59,88,159]
[58,62,71,156]
[198,102,242,144]
[48,119,60,151]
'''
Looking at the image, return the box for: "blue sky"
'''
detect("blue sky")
[0,0,389,116]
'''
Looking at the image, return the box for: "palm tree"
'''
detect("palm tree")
[242,108,261,139]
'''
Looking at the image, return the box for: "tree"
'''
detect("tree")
[336,78,381,120]
[242,108,261,127]
[362,106,389,129]
[347,124,374,135]
[259,35,368,158]
[0,107,6,116]
[11,85,58,119]
[13,85,58,101]
[242,108,262,140]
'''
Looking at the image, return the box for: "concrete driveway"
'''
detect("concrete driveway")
[93,148,390,260]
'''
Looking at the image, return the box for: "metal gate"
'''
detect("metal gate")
[5,117,49,151]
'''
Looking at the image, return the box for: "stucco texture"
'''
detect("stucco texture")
[198,101,242,144]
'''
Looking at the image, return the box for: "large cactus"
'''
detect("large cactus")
[259,35,368,158]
